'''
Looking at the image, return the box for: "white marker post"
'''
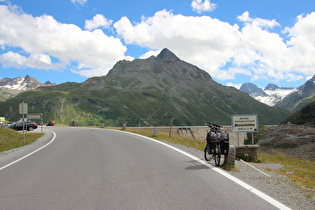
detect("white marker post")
[19,102,28,145]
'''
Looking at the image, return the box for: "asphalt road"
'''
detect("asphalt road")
[0,127,289,209]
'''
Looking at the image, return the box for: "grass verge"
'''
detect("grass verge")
[125,128,238,170]
[0,128,44,153]
[126,128,206,151]
[258,151,315,191]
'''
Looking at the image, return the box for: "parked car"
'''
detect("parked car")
[47,121,54,126]
[69,121,79,126]
[10,121,38,131]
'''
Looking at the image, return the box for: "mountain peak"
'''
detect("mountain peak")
[265,84,279,91]
[240,82,267,97]
[0,75,55,93]
[157,48,180,62]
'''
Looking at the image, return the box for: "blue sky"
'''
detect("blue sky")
[0,0,314,89]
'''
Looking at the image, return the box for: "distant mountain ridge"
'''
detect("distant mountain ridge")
[0,74,55,90]
[265,84,294,91]
[0,48,289,125]
[239,75,315,112]
[240,82,297,107]
[0,75,55,101]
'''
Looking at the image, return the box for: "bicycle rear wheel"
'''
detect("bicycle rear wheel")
[214,144,221,166]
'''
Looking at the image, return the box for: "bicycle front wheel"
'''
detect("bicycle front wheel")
[204,144,212,161]
[214,144,221,166]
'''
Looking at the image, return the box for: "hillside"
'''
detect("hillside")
[0,48,290,126]
[275,75,315,112]
[281,101,315,127]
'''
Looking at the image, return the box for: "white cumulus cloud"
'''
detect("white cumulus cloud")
[114,9,315,83]
[1,3,314,83]
[0,51,27,68]
[0,5,128,77]
[226,82,242,90]
[139,49,161,59]
[114,9,240,77]
[237,11,280,28]
[283,13,315,75]
[191,0,216,14]
[85,14,113,31]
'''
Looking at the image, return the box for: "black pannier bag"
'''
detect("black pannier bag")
[206,131,217,154]
[222,131,229,141]
[206,131,216,143]
[208,142,216,154]
[220,140,229,155]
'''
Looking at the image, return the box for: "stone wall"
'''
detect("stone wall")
[174,126,247,146]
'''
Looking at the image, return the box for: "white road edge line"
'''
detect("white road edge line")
[240,159,271,177]
[0,130,56,171]
[117,130,291,210]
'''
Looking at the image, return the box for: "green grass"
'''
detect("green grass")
[258,152,315,191]
[126,128,206,150]
[0,128,44,153]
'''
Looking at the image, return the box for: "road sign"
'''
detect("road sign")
[19,102,28,114]
[0,117,5,122]
[232,114,258,132]
[27,113,42,119]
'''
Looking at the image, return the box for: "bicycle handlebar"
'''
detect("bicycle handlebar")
[205,123,221,128]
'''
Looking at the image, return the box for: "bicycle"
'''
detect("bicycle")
[204,123,229,166]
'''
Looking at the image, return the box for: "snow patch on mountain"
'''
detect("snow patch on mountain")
[239,82,297,106]
[255,88,297,106]
[3,77,25,90]
[0,75,56,101]
[0,75,55,91]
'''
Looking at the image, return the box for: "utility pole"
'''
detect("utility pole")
[169,119,173,138]
[22,101,25,145]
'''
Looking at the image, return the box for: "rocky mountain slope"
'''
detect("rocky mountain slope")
[258,124,315,159]
[240,82,268,97]
[0,48,289,125]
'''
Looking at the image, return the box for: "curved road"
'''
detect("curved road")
[0,127,289,209]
